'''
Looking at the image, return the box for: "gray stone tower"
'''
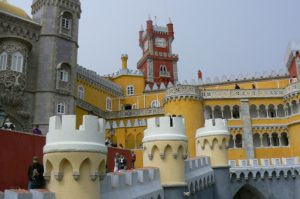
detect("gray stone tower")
[31,0,81,132]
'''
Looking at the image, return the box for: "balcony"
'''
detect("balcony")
[159,71,170,77]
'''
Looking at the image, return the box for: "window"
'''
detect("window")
[59,70,68,82]
[11,52,23,72]
[126,85,134,96]
[57,102,65,114]
[151,100,160,108]
[78,86,84,100]
[60,12,72,36]
[106,97,112,111]
[0,52,7,70]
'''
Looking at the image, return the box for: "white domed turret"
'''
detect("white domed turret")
[143,116,188,186]
[196,119,230,167]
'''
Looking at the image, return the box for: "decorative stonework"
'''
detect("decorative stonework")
[164,85,202,103]
[107,107,164,119]
[0,70,26,106]
[202,89,283,99]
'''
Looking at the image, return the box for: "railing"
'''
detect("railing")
[159,71,170,77]
[76,99,108,118]
[202,89,283,99]
[107,107,164,119]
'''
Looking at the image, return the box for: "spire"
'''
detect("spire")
[140,24,144,31]
[148,14,152,21]
[168,17,172,24]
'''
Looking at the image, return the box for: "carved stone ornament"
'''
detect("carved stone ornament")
[72,171,80,181]
[148,154,153,160]
[90,172,99,181]
[54,171,64,181]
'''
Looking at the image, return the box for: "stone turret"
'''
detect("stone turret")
[43,115,107,199]
[143,116,188,186]
[196,119,230,167]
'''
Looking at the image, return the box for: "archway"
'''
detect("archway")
[233,185,265,199]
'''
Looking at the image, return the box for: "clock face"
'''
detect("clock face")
[155,38,167,48]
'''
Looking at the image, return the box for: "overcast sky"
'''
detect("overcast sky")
[9,0,300,81]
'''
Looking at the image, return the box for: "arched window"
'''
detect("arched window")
[106,97,112,111]
[262,133,270,147]
[204,106,212,119]
[0,52,8,70]
[232,105,240,119]
[213,106,222,118]
[250,104,258,118]
[271,133,279,146]
[268,104,276,118]
[235,134,243,148]
[253,133,261,147]
[223,105,231,119]
[60,11,72,36]
[280,132,289,146]
[258,104,267,118]
[11,52,23,72]
[58,70,68,82]
[78,86,84,100]
[291,100,299,114]
[57,102,65,114]
[151,100,160,108]
[228,135,234,148]
[277,104,285,117]
[126,85,134,96]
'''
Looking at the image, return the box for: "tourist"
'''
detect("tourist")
[113,153,120,172]
[119,155,127,170]
[27,156,45,189]
[131,151,136,169]
[32,125,42,135]
[252,84,256,89]
[2,118,15,130]
[235,84,240,89]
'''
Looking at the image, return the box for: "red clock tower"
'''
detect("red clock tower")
[137,18,179,87]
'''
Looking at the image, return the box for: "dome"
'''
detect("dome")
[0,0,31,20]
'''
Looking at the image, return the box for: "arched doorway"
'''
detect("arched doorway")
[233,185,265,199]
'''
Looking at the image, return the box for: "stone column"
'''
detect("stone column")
[259,134,263,147]
[269,134,273,147]
[233,136,236,148]
[240,99,255,159]
[278,134,282,146]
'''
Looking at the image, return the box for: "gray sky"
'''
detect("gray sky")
[9,0,300,81]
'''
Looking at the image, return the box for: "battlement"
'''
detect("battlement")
[196,119,229,138]
[143,116,187,142]
[184,157,215,194]
[101,168,163,199]
[229,157,300,180]
[44,115,107,153]
[2,189,55,199]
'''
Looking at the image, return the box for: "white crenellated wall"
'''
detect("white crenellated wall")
[195,119,230,167]
[44,115,107,153]
[196,119,229,138]
[143,116,187,142]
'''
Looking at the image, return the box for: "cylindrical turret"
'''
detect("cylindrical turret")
[164,85,204,157]
[143,116,188,186]
[121,54,128,70]
[43,115,107,199]
[196,119,230,167]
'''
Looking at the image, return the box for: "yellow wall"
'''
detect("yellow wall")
[164,99,204,157]
[112,75,145,96]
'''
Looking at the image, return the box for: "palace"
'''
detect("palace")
[2,0,300,198]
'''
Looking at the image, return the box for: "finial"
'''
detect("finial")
[140,25,144,31]
[148,14,152,21]
[154,16,157,25]
[169,17,172,24]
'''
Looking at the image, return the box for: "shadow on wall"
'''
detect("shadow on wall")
[233,184,265,199]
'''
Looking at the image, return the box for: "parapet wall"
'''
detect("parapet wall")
[44,115,107,153]
[2,189,55,199]
[143,116,187,142]
[101,168,164,199]
[196,119,229,138]
[229,157,300,180]
[185,156,214,194]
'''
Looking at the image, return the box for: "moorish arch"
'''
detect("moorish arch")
[233,184,265,199]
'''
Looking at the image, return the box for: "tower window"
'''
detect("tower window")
[60,12,72,36]
[78,86,84,100]
[0,52,7,70]
[126,85,135,96]
[11,52,23,72]
[58,70,68,82]
[106,97,112,111]
[57,102,65,114]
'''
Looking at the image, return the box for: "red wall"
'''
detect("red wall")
[107,147,132,172]
[0,130,45,191]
